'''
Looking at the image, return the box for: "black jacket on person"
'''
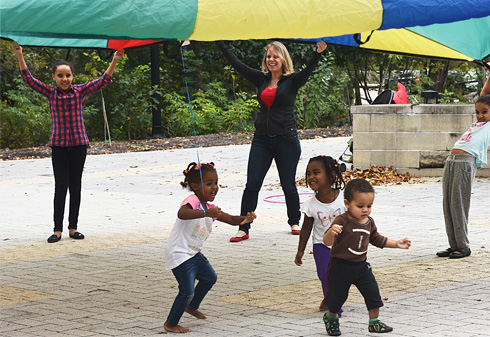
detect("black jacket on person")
[216,41,323,136]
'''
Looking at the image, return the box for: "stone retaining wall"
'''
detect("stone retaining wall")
[351,104,490,177]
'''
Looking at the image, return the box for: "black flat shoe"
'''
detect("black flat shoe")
[436,248,454,257]
[69,232,85,240]
[449,248,471,259]
[47,234,61,243]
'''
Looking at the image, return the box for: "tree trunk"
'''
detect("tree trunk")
[191,41,203,90]
[429,59,450,92]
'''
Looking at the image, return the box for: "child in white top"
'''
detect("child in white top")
[295,156,346,312]
[437,94,490,259]
[164,162,256,333]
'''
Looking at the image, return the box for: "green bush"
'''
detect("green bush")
[438,90,465,104]
[1,77,51,148]
[163,81,256,137]
[295,54,350,128]
[80,53,160,141]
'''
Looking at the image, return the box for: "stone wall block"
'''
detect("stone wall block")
[412,104,474,115]
[354,133,396,150]
[420,151,449,168]
[370,115,398,132]
[369,151,396,167]
[395,115,420,132]
[353,150,371,168]
[352,114,371,132]
[395,151,420,168]
[420,114,473,132]
[351,104,412,115]
[396,133,446,150]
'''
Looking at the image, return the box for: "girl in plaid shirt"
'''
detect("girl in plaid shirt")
[12,42,124,243]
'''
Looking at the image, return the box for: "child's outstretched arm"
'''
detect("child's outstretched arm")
[177,204,223,220]
[11,42,27,71]
[323,224,343,246]
[384,237,411,249]
[217,211,256,226]
[295,216,313,266]
[104,49,125,77]
[481,68,490,96]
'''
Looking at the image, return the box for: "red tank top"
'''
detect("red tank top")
[260,87,276,108]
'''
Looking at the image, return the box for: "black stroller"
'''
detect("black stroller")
[338,138,353,172]
[338,89,393,172]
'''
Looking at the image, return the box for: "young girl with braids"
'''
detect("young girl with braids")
[164,162,256,333]
[295,156,346,312]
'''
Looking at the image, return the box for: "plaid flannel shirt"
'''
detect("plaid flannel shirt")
[20,68,113,147]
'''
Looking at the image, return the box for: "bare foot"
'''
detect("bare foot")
[185,306,207,319]
[164,320,191,333]
[233,230,248,238]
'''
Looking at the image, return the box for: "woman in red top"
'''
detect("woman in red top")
[12,42,124,243]
[217,40,327,241]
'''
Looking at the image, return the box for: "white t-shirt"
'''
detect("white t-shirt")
[452,121,490,169]
[165,195,215,270]
[301,190,346,246]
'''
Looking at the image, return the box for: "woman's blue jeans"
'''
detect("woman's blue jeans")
[240,134,302,233]
[166,252,217,325]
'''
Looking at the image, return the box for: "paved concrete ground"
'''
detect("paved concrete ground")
[1,136,489,337]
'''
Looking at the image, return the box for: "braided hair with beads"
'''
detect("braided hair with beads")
[180,162,216,192]
[305,155,345,190]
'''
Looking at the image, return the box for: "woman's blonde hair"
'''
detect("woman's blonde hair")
[261,41,294,76]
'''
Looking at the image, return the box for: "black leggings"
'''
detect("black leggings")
[51,146,87,232]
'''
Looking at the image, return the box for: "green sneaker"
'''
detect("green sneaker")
[369,320,393,333]
[323,312,341,336]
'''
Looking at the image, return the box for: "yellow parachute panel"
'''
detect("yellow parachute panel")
[188,0,384,41]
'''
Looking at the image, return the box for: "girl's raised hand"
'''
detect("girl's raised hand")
[316,40,327,53]
[114,49,125,61]
[241,211,256,224]
[11,41,22,54]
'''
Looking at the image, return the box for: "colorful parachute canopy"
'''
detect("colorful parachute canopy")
[308,15,490,61]
[1,0,489,61]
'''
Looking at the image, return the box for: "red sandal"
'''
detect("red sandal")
[230,234,249,242]
[291,225,301,235]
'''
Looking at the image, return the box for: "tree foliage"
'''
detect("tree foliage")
[1,39,487,149]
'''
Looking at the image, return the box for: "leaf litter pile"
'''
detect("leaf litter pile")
[342,166,427,185]
[295,166,427,187]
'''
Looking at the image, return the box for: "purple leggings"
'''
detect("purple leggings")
[313,243,332,295]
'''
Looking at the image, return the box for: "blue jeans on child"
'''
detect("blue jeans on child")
[239,134,302,232]
[166,252,217,326]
